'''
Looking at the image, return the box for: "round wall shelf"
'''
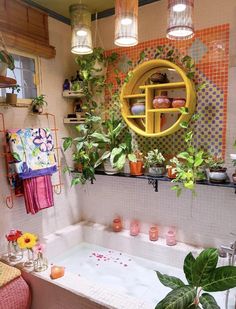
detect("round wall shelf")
[120,59,196,137]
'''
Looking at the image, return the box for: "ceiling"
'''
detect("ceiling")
[29,0,115,18]
[23,0,159,22]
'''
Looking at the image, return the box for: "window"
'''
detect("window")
[0,50,40,105]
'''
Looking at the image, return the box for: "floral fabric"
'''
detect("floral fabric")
[7,128,57,179]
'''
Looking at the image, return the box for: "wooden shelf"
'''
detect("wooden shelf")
[123,94,146,99]
[148,108,183,113]
[0,76,17,88]
[127,115,146,118]
[64,117,85,124]
[139,82,186,90]
[62,90,85,99]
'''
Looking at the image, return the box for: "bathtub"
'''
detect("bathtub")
[20,222,236,308]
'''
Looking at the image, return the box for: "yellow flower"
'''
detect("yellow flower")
[17,233,37,249]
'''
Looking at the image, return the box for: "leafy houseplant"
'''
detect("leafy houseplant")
[155,248,236,309]
[128,151,144,176]
[31,94,47,114]
[230,140,236,183]
[0,50,15,76]
[144,149,166,176]
[206,156,227,183]
[6,84,20,105]
[92,113,128,175]
[63,113,101,185]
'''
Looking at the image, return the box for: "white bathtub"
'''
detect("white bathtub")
[20,222,236,309]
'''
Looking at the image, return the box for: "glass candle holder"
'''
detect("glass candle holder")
[149,226,158,241]
[130,220,140,236]
[166,230,177,246]
[113,218,122,232]
[34,252,48,272]
[7,241,23,262]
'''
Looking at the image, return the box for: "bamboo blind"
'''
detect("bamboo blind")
[0,0,55,58]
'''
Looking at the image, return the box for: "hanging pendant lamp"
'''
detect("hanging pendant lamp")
[69,4,93,55]
[167,0,194,40]
[114,0,138,47]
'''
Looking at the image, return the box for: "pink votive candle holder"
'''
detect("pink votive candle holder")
[166,230,177,246]
[149,226,158,241]
[113,218,122,232]
[130,220,140,236]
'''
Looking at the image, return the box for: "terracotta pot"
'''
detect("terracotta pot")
[74,162,83,172]
[172,98,186,108]
[209,168,227,183]
[129,161,144,176]
[167,166,177,179]
[153,96,171,109]
[232,173,236,183]
[6,93,17,105]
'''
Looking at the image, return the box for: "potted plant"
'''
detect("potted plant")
[31,94,47,114]
[230,140,236,183]
[63,113,101,185]
[0,50,15,76]
[144,149,166,176]
[206,156,227,183]
[6,84,20,105]
[128,151,144,176]
[93,113,127,175]
[155,248,236,308]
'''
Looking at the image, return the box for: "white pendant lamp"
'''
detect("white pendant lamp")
[114,0,138,47]
[70,4,93,55]
[167,0,194,40]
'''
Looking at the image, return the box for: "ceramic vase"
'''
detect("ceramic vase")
[148,166,165,176]
[153,96,171,109]
[104,159,119,175]
[172,98,186,108]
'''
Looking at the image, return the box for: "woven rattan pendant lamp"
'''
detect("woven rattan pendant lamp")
[69,4,93,55]
[167,0,194,40]
[114,0,138,47]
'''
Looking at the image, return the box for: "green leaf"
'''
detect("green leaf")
[180,121,188,129]
[171,185,182,197]
[179,107,189,115]
[128,153,137,162]
[199,293,220,309]
[71,177,82,186]
[91,132,110,143]
[177,152,190,160]
[94,151,111,168]
[202,266,236,292]
[62,137,73,151]
[194,151,204,167]
[184,252,196,285]
[191,113,201,122]
[113,153,126,170]
[156,271,185,290]
[156,286,196,309]
[192,248,218,287]
[12,152,21,162]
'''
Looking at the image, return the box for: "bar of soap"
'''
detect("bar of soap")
[50,266,65,279]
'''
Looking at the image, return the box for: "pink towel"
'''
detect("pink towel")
[23,175,54,214]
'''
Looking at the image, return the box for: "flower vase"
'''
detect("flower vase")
[8,241,23,262]
[34,252,48,272]
[23,249,34,268]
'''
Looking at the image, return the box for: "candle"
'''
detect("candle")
[166,230,177,246]
[50,266,65,279]
[149,226,158,241]
[130,220,140,236]
[112,218,122,232]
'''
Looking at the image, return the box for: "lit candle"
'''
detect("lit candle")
[113,218,122,232]
[149,226,158,241]
[130,220,140,236]
[166,230,177,246]
[50,266,65,279]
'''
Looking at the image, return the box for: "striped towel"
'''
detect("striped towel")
[23,175,54,214]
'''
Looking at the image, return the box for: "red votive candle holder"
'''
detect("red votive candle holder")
[149,226,158,241]
[130,220,140,236]
[166,230,177,246]
[113,218,122,232]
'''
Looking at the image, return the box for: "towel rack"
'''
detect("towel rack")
[0,112,63,209]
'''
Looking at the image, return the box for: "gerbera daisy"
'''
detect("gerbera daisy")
[17,233,37,249]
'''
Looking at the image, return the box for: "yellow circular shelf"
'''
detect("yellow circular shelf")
[120,59,196,137]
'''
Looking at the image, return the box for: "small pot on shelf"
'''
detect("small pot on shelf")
[167,166,177,179]
[153,95,171,109]
[150,73,169,84]
[130,99,145,115]
[129,161,144,176]
[148,165,165,177]
[208,168,228,183]
[172,98,186,108]
[6,93,17,105]
[104,158,119,175]
[32,105,43,114]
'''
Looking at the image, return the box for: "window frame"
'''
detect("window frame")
[4,49,41,106]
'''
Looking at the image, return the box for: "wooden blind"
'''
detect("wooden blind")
[0,0,55,58]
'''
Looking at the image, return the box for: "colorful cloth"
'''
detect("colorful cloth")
[0,262,21,288]
[23,175,54,214]
[7,128,57,179]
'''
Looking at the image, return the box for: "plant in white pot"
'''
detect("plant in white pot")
[206,156,227,183]
[0,50,15,76]
[6,84,20,105]
[31,94,48,114]
[144,149,166,176]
